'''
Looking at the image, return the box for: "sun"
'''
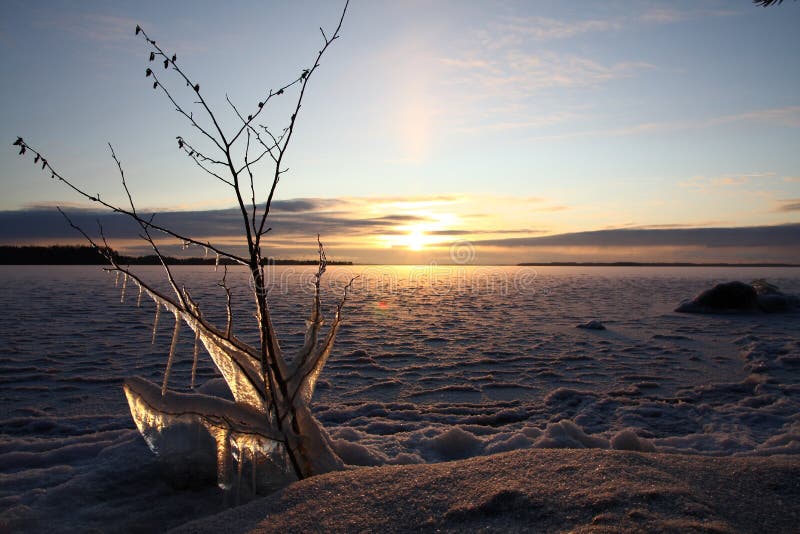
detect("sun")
[376,209,460,252]
[406,228,426,251]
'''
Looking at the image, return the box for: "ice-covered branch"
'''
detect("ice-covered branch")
[14,1,353,485]
[107,143,186,306]
[218,265,234,338]
[291,275,356,405]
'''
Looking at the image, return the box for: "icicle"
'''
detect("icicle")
[137,285,143,307]
[161,313,181,396]
[216,429,233,491]
[151,302,161,345]
[204,246,209,258]
[120,274,128,303]
[251,449,257,495]
[236,446,244,505]
[215,252,220,272]
[190,327,200,389]
[114,271,120,287]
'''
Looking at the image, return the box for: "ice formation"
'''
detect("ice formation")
[121,268,348,493]
[124,376,292,492]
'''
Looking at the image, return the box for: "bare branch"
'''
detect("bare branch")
[108,143,185,306]
[145,68,225,153]
[137,28,230,151]
[256,0,350,240]
[14,139,248,265]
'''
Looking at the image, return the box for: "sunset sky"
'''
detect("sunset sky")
[1,0,799,263]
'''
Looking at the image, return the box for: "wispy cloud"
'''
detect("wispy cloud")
[484,6,732,46]
[437,49,652,133]
[679,172,778,189]
[35,13,139,43]
[470,223,800,249]
[775,199,800,212]
[529,106,800,141]
[426,5,702,135]
[486,15,622,44]
[441,50,653,99]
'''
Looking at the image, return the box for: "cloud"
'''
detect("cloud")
[529,106,800,141]
[442,50,653,98]
[490,15,623,43]
[0,195,462,246]
[469,224,800,249]
[630,222,728,230]
[35,13,139,43]
[639,8,685,24]
[775,199,800,213]
[5,194,795,264]
[679,172,778,189]
[486,6,730,46]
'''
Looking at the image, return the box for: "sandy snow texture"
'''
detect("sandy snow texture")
[174,448,800,533]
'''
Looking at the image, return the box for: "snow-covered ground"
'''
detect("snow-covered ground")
[1,265,799,531]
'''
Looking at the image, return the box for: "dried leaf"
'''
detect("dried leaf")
[171,54,176,62]
[163,59,169,69]
[153,81,158,89]
[135,25,141,35]
[193,83,200,92]
[145,68,152,77]
[149,52,155,62]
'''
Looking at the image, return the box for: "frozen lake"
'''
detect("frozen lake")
[2,265,799,531]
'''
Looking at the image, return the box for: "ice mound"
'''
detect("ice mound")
[676,280,799,314]
[123,376,295,491]
[576,320,606,330]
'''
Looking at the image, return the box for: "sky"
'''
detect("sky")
[1,0,799,264]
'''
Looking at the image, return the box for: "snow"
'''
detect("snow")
[1,265,799,531]
[171,448,800,533]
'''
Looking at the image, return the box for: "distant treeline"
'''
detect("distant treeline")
[0,246,352,266]
[517,261,800,267]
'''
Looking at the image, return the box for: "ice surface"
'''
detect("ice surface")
[1,265,799,531]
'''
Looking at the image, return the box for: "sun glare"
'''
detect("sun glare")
[406,228,427,251]
[369,199,462,252]
[379,219,452,251]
